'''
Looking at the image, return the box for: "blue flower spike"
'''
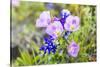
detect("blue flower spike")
[60,9,71,28]
[40,36,57,54]
[63,31,72,40]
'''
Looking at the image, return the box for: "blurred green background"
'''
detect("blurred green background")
[11,1,96,66]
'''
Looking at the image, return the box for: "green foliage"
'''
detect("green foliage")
[14,50,33,66]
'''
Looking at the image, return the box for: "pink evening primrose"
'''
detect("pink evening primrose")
[12,0,20,7]
[36,11,51,27]
[64,15,80,32]
[67,41,80,57]
[45,21,64,39]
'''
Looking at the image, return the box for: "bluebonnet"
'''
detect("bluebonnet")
[60,18,66,28]
[63,31,72,40]
[40,36,57,54]
[60,9,70,28]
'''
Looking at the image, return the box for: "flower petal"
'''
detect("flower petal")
[45,21,63,39]
[64,15,80,31]
[67,41,80,57]
[36,11,51,27]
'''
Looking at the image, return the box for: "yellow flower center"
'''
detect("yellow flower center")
[54,31,61,36]
[70,25,74,30]
[69,47,74,52]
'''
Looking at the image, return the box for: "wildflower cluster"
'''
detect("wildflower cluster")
[36,9,80,57]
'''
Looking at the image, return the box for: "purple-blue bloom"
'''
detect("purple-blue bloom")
[63,31,72,40]
[61,9,71,19]
[40,37,57,54]
[60,9,71,28]
[64,15,80,32]
[45,21,64,39]
[36,11,51,27]
[67,41,80,57]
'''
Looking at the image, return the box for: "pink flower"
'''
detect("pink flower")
[45,21,63,39]
[67,41,80,57]
[12,0,20,7]
[36,11,51,27]
[64,15,80,32]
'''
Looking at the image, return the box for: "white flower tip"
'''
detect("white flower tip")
[61,9,70,15]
